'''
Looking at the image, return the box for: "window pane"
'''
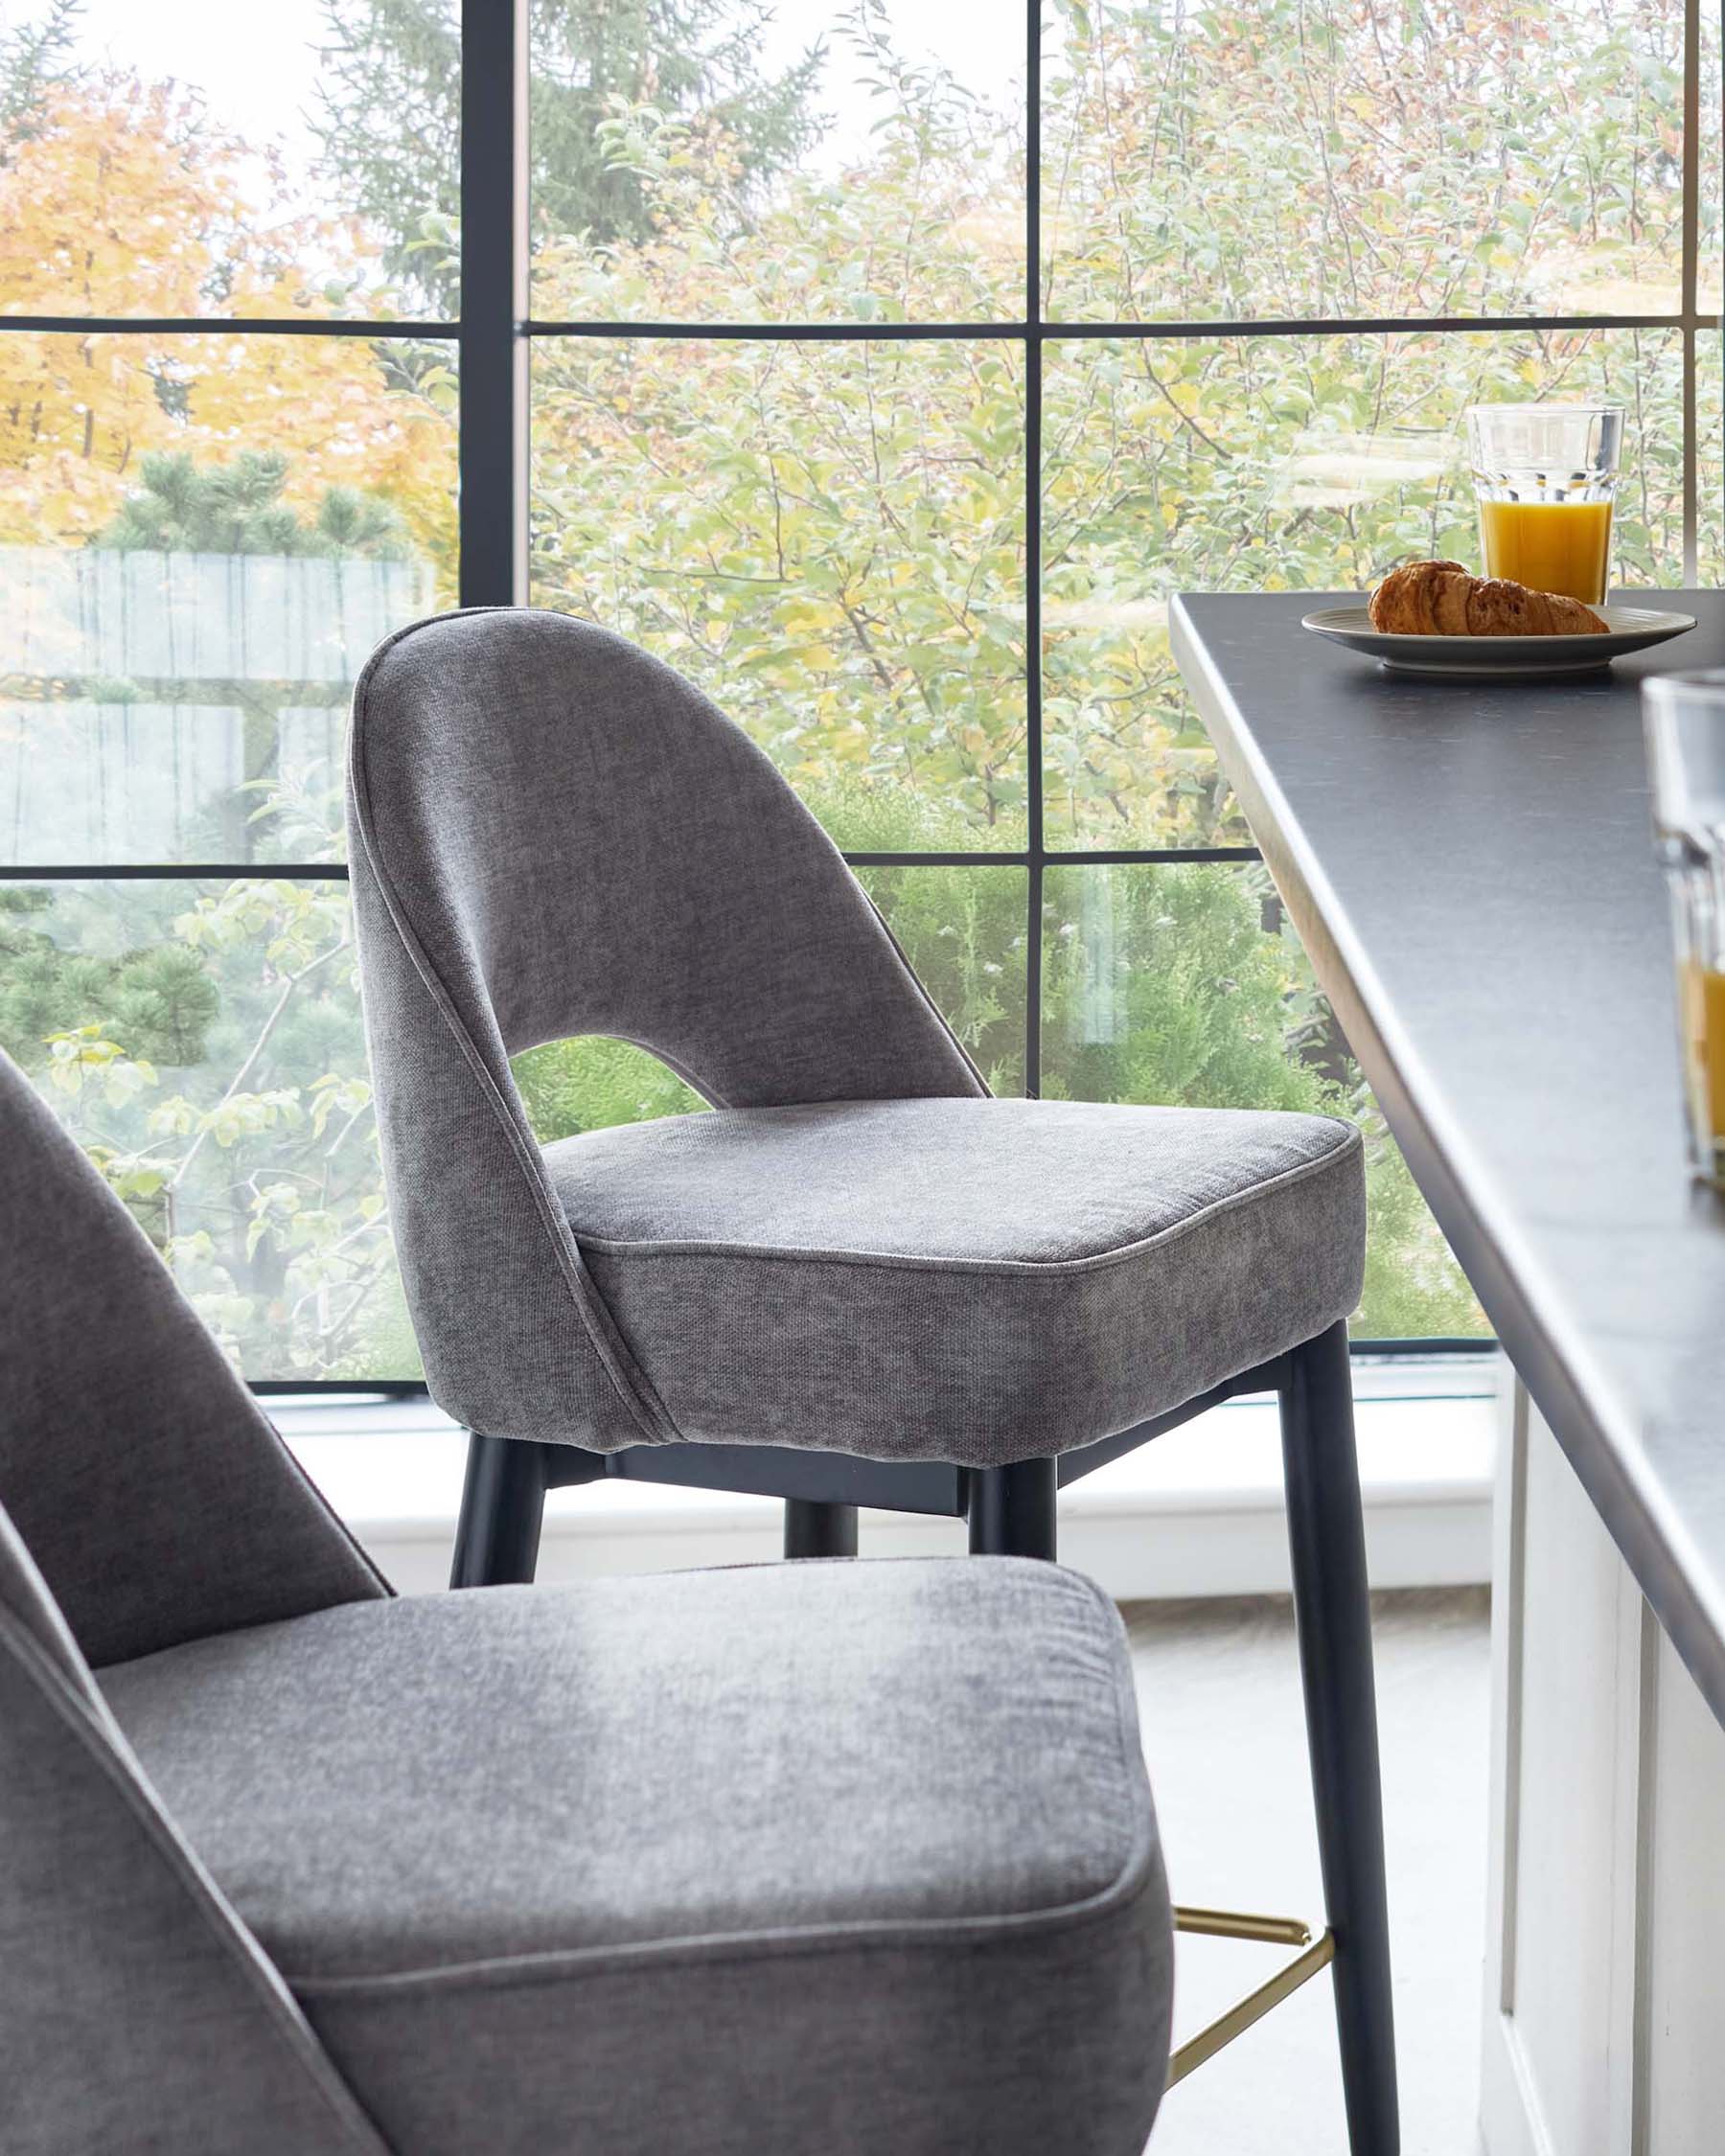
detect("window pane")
[854,864,1027,1093]
[1043,327,1685,847]
[529,1,1023,322]
[0,333,457,864]
[531,336,1027,846]
[1041,861,1487,1340]
[1,875,417,1380]
[0,0,458,320]
[1042,0,1689,324]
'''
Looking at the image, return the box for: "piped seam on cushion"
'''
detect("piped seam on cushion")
[284,1762,1157,2001]
[570,1123,1364,1278]
[285,1846,1165,2001]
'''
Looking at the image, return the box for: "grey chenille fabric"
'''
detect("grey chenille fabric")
[348,607,1367,1461]
[552,1094,1365,1461]
[102,1556,1173,2156]
[0,1048,387,1667]
[0,1509,390,2156]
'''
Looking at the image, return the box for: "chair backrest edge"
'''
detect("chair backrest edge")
[0,1506,391,2156]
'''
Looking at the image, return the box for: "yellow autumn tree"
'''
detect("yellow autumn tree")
[0,78,244,318]
[0,76,454,580]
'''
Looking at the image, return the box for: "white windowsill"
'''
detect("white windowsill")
[275,1355,1499,1600]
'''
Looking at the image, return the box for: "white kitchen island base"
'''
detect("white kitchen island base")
[1484,1368,1725,2156]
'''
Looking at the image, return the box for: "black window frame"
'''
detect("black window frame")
[16,0,1708,1381]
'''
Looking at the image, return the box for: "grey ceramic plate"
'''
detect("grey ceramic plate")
[1300,602,1697,679]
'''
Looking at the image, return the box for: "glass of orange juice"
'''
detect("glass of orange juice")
[1467,403,1624,606]
[1644,674,1725,1191]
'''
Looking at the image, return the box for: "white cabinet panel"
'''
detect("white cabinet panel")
[1483,1377,1644,2156]
[1483,1378,1725,2156]
[1643,1627,1725,2147]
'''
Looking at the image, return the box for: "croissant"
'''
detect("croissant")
[1368,560,1607,637]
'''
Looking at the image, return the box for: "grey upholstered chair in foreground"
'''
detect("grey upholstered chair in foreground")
[0,1049,1172,2155]
[347,608,1396,2153]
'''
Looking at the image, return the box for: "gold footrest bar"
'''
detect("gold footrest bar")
[1166,1907,1337,2088]
[1172,1903,1317,1950]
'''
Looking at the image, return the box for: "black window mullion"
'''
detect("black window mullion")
[1025,0,1044,1099]
[7,847,1267,882]
[458,0,529,608]
[526,318,1031,337]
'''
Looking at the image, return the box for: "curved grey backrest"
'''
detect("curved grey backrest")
[0,1055,393,2150]
[346,608,985,1449]
[0,1511,390,2156]
[0,1051,386,1668]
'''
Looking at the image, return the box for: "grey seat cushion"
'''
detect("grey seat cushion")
[102,1558,1172,2156]
[545,1095,1366,1465]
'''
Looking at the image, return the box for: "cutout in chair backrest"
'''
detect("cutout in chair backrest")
[347,608,982,1105]
[512,1032,707,1147]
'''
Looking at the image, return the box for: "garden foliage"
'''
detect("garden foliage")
[7,0,1700,1366]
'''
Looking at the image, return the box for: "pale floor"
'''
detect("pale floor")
[1129,1588,1491,2156]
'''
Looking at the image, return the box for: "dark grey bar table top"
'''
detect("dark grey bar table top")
[1172,589,1725,1725]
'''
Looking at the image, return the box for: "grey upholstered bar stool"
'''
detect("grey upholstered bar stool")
[0,1049,1172,2155]
[348,607,1398,2153]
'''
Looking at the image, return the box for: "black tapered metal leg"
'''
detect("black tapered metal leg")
[1279,1320,1399,2155]
[450,1431,551,1588]
[967,1457,1058,1558]
[783,1500,860,1559]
